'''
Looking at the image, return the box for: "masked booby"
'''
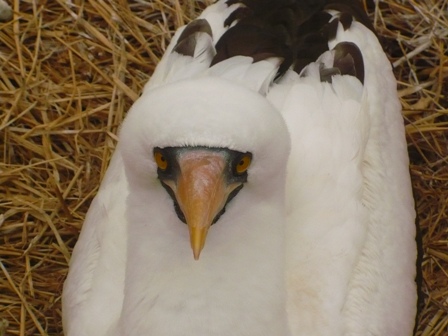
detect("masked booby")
[62,1,417,335]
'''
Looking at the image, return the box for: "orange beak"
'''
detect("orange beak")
[173,150,239,260]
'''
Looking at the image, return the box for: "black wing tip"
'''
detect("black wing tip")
[332,41,365,84]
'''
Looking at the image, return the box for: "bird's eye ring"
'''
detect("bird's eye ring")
[154,151,168,170]
[235,155,251,174]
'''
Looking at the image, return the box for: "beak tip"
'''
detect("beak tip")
[193,252,200,261]
[189,227,208,261]
[192,244,203,260]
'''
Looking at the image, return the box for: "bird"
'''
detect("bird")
[62,1,418,336]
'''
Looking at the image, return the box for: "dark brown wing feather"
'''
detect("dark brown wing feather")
[212,0,375,82]
[332,41,365,83]
[173,19,213,56]
[325,0,375,32]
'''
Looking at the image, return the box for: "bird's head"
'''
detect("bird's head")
[119,77,290,260]
[153,146,251,259]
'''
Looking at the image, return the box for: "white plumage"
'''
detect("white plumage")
[62,1,417,335]
[63,76,292,336]
[271,20,417,336]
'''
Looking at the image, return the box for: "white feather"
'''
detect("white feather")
[329,21,417,336]
[64,74,292,336]
[145,1,241,91]
[266,19,416,336]
[63,153,127,336]
[118,77,291,336]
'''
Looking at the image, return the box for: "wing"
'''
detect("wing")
[62,151,128,336]
[269,65,370,336]
[266,7,416,336]
[144,0,279,95]
[145,1,242,90]
[327,17,417,336]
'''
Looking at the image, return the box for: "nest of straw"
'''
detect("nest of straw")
[0,0,446,335]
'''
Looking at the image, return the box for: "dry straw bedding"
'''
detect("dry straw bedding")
[0,0,446,335]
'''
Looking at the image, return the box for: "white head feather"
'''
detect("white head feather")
[114,76,292,336]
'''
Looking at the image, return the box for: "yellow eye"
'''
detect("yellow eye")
[236,155,251,174]
[154,151,168,170]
